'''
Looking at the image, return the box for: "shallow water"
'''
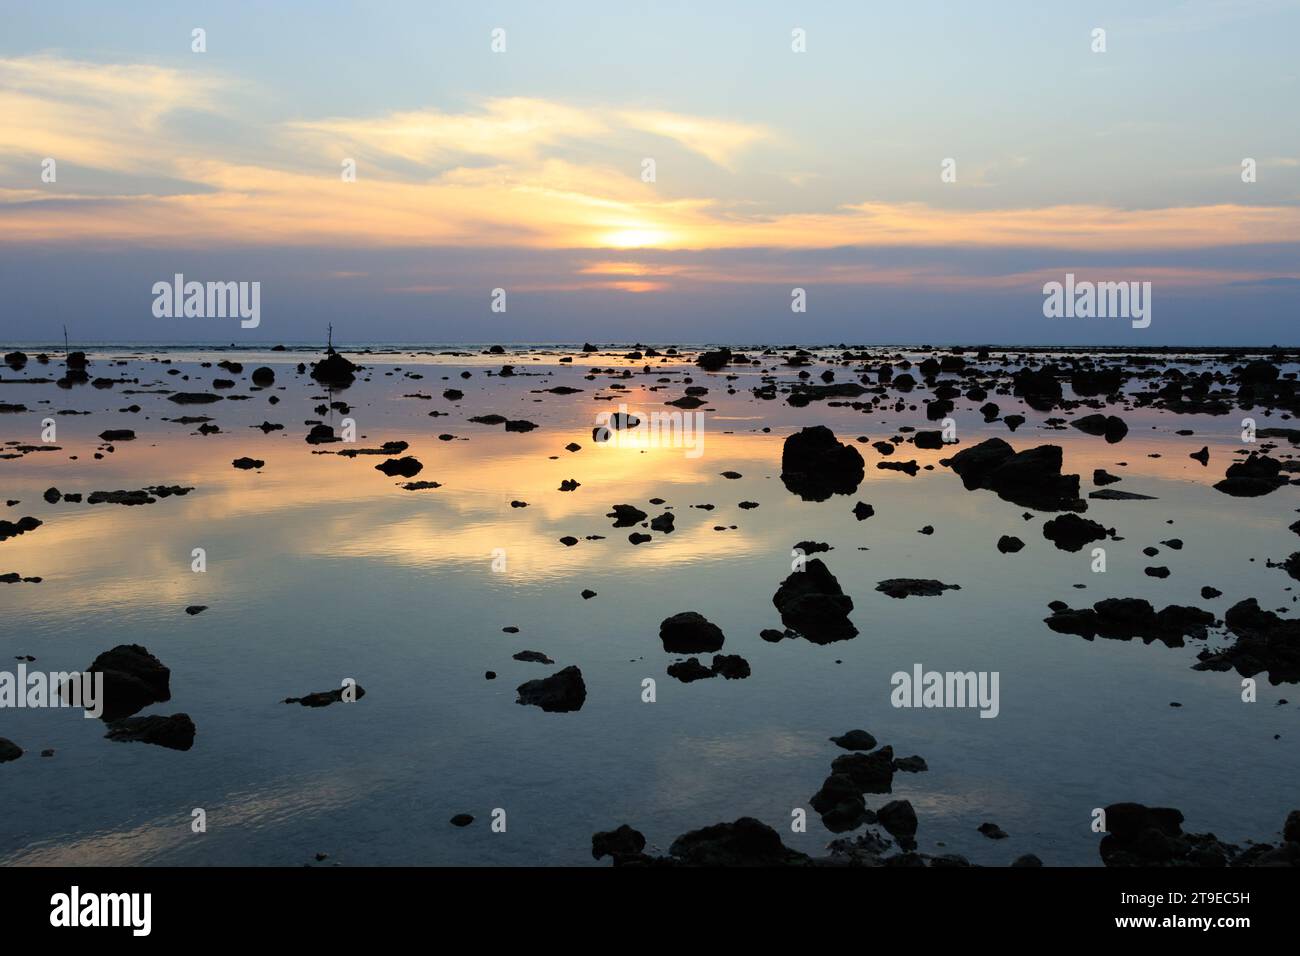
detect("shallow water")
[2,345,1298,865]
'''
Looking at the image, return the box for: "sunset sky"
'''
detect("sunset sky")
[2,0,1298,343]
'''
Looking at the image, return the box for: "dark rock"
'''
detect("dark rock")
[659,612,725,653]
[104,713,195,751]
[667,657,715,682]
[997,535,1024,553]
[829,729,877,751]
[284,684,367,707]
[946,438,1083,511]
[592,824,647,862]
[772,559,857,643]
[1042,513,1110,552]
[875,578,961,598]
[513,650,555,665]
[86,644,171,721]
[780,426,865,501]
[516,666,586,712]
[668,817,811,866]
[376,457,423,478]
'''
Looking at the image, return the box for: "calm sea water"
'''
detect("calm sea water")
[1,346,1297,865]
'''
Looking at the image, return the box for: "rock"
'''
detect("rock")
[772,558,857,643]
[877,800,918,843]
[185,605,207,616]
[1071,414,1128,443]
[649,512,675,533]
[251,367,275,386]
[1012,854,1043,867]
[811,774,870,832]
[1045,598,1214,647]
[167,392,223,404]
[1042,513,1111,552]
[659,612,725,653]
[232,457,263,470]
[780,426,865,501]
[696,348,733,372]
[592,825,647,862]
[997,535,1024,553]
[1093,469,1122,485]
[86,645,171,721]
[1201,586,1222,599]
[1189,446,1209,465]
[977,822,1009,840]
[283,684,367,707]
[1193,599,1300,683]
[98,429,136,442]
[711,654,750,679]
[0,516,42,541]
[310,348,360,388]
[1214,453,1289,497]
[852,501,875,520]
[450,814,474,827]
[893,755,928,772]
[607,504,648,527]
[875,578,961,598]
[668,817,811,866]
[829,729,878,751]
[667,657,715,682]
[1284,811,1300,844]
[946,438,1083,511]
[513,650,555,665]
[302,424,336,445]
[103,713,196,751]
[0,738,21,762]
[831,745,895,793]
[376,457,423,478]
[1089,489,1156,500]
[516,666,586,712]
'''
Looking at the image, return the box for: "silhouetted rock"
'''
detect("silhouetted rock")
[772,558,857,643]
[780,426,865,501]
[659,612,725,653]
[516,666,586,712]
[104,713,195,751]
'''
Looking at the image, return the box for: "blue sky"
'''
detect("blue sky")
[2,0,1297,343]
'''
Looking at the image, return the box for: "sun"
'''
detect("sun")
[600,227,671,249]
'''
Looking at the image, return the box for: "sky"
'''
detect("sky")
[1,0,1298,345]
